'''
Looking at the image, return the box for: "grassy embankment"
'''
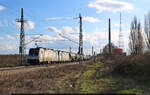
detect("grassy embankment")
[73,59,150,94]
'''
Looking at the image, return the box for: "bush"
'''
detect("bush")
[113,55,150,77]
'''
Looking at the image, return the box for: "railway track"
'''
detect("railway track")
[0,59,92,78]
[0,65,37,71]
[0,61,81,72]
[0,61,83,78]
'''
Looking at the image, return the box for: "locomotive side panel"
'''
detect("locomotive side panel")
[49,50,54,62]
[65,52,71,61]
[58,51,71,62]
[59,51,63,62]
[50,50,57,62]
[44,49,48,62]
[55,51,59,62]
[38,48,44,63]
[46,50,51,63]
[39,48,45,63]
[63,52,66,61]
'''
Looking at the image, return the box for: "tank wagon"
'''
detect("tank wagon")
[27,47,87,64]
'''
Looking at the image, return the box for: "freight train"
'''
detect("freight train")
[27,47,89,64]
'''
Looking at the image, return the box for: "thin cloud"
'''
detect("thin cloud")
[46,16,100,23]
[25,21,35,30]
[47,26,78,41]
[0,37,3,40]
[46,17,73,21]
[83,17,100,23]
[88,0,133,13]
[0,42,17,52]
[0,5,5,11]
[7,35,16,40]
[47,26,61,34]
[16,20,35,30]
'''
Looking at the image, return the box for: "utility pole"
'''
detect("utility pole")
[78,13,83,55]
[109,18,111,56]
[92,46,94,56]
[69,47,71,53]
[16,8,26,65]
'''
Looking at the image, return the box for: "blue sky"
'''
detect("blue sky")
[0,0,149,55]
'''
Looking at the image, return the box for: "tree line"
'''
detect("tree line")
[129,11,150,55]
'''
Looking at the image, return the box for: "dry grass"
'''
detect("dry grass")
[0,55,20,68]
[74,55,150,94]
[111,54,150,77]
[0,62,88,94]
[101,53,150,77]
[1,55,150,94]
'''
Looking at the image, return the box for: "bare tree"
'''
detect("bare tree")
[137,22,143,54]
[129,16,137,55]
[144,11,150,50]
[129,16,143,55]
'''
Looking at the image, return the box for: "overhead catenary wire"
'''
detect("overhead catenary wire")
[58,33,78,45]
[0,1,81,51]
[45,17,85,48]
[25,35,43,45]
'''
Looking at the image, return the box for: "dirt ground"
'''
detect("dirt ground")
[0,62,89,94]
[1,57,149,94]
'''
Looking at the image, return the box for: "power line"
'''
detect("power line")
[25,35,43,45]
[0,1,83,52]
[46,14,84,55]
[58,33,78,44]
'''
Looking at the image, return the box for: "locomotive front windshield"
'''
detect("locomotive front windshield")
[29,48,39,56]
